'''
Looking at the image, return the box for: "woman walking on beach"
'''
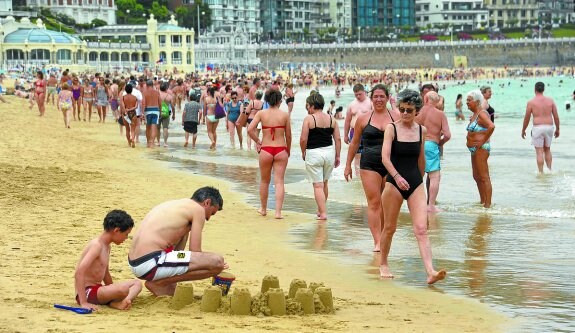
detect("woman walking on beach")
[300,92,341,220]
[455,94,465,121]
[284,83,296,114]
[226,91,244,149]
[82,79,94,122]
[344,84,398,252]
[245,91,264,151]
[248,89,292,219]
[95,78,109,123]
[57,82,73,128]
[204,87,220,150]
[34,71,47,117]
[380,89,446,284]
[466,90,495,208]
[71,77,82,121]
[120,84,138,147]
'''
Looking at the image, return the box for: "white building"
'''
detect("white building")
[26,0,117,25]
[0,0,12,12]
[261,0,332,41]
[329,0,352,32]
[195,25,259,71]
[415,0,488,30]
[203,0,260,38]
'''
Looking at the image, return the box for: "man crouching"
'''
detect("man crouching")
[128,186,227,296]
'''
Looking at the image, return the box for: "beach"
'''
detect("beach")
[0,96,510,332]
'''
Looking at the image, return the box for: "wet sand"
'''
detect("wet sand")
[0,96,511,332]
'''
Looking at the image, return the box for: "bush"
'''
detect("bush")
[420,34,438,41]
[458,32,473,40]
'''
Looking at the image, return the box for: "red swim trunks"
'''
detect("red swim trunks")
[75,284,103,305]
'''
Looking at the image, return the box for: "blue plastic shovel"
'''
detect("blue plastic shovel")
[54,304,93,314]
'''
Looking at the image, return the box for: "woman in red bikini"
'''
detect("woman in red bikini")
[247,89,292,219]
[34,71,47,117]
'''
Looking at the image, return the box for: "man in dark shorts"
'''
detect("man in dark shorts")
[182,93,201,148]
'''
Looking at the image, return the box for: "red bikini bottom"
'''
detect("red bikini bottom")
[260,146,287,156]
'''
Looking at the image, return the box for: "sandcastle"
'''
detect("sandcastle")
[170,283,194,310]
[200,286,222,312]
[195,275,335,316]
[230,288,252,315]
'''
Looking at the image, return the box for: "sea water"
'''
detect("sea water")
[157,76,575,332]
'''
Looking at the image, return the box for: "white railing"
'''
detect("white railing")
[172,60,183,64]
[172,43,182,47]
[86,42,152,50]
[257,37,575,51]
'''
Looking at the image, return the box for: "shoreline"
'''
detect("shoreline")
[0,96,511,332]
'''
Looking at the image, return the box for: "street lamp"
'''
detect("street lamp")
[358,26,361,44]
[126,9,130,24]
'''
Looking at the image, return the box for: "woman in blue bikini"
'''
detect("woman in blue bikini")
[466,90,495,208]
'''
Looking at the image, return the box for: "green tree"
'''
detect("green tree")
[116,0,146,23]
[151,1,169,21]
[327,27,337,34]
[507,18,519,27]
[174,1,212,31]
[91,18,107,27]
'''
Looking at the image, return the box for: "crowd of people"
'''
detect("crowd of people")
[4,65,563,310]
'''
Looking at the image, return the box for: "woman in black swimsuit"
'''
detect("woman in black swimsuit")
[344,84,398,252]
[380,89,446,285]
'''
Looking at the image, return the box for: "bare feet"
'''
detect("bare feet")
[316,214,327,220]
[109,299,132,310]
[145,281,176,296]
[257,208,267,216]
[379,265,394,279]
[427,205,442,213]
[275,213,284,219]
[427,269,447,285]
[373,245,380,252]
[163,143,168,148]
[184,142,188,147]
[209,142,216,150]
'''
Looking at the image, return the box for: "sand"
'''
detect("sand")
[0,95,512,332]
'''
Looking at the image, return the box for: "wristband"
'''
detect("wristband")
[392,173,399,179]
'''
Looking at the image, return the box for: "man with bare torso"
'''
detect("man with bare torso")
[141,79,161,148]
[128,187,226,296]
[343,84,373,170]
[415,91,451,212]
[521,82,560,173]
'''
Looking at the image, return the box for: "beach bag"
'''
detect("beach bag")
[161,101,170,119]
[237,110,248,127]
[214,102,226,119]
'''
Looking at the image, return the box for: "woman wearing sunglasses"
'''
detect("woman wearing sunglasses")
[380,89,446,285]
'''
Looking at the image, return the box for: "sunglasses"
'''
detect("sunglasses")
[398,107,416,114]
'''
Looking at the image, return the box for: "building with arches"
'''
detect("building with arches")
[0,14,195,73]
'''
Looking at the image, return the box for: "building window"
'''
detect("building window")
[443,3,448,10]
[172,51,182,64]
[159,35,166,46]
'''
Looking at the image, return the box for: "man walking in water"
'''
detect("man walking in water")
[416,92,451,212]
[521,82,560,173]
[343,84,372,171]
[128,187,227,296]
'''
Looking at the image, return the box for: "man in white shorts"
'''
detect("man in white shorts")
[128,187,227,296]
[521,81,560,173]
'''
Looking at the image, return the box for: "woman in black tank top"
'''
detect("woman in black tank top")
[380,89,446,285]
[343,84,398,252]
[300,92,341,220]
